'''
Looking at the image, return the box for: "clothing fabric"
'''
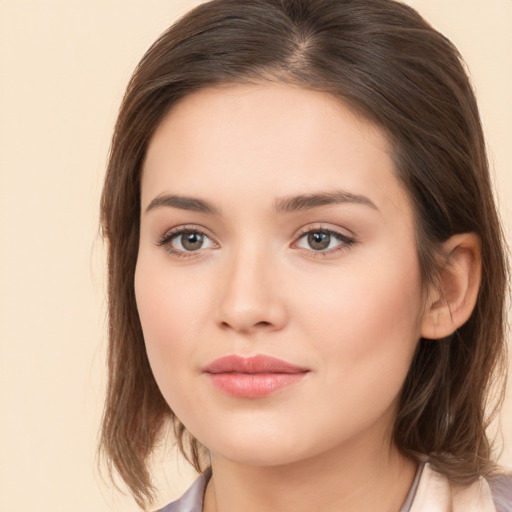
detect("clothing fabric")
[158,463,512,512]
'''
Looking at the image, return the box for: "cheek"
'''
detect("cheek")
[135,250,213,340]
[310,242,422,336]
[134,258,206,399]
[297,251,424,402]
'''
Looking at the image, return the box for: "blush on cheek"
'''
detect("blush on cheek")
[135,265,203,380]
[312,266,421,378]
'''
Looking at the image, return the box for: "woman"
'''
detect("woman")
[99,0,512,510]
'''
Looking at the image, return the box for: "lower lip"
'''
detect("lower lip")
[206,372,307,398]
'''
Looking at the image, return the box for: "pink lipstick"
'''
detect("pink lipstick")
[203,354,309,398]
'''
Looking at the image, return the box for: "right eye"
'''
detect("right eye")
[157,227,217,257]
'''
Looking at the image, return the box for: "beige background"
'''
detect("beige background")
[0,1,510,511]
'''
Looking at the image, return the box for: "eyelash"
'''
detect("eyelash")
[156,225,216,258]
[156,225,357,259]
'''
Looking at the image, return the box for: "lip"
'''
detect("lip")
[203,355,310,398]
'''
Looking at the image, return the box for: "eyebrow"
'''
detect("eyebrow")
[144,190,378,215]
[274,190,378,214]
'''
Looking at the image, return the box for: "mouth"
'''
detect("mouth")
[202,354,310,398]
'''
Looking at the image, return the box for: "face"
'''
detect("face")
[135,83,427,467]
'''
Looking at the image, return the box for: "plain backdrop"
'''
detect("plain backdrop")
[0,1,511,511]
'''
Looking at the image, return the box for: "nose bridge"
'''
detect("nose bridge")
[216,238,286,333]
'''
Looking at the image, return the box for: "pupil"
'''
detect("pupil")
[182,232,203,251]
[308,231,330,250]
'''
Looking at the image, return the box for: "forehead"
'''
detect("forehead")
[141,83,411,219]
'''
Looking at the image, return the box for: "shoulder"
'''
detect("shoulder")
[157,469,211,512]
[157,465,512,512]
[488,472,512,512]
[411,463,512,512]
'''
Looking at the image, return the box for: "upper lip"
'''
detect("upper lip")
[203,354,309,374]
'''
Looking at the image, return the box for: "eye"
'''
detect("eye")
[157,227,217,256]
[295,227,355,254]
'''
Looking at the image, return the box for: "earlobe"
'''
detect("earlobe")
[420,233,482,340]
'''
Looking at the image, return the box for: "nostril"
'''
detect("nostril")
[255,321,272,328]
[219,320,274,332]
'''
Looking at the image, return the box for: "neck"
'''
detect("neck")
[203,434,417,512]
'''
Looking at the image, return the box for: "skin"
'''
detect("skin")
[135,83,469,512]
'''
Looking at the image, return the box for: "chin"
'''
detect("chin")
[210,442,306,467]
[195,422,328,468]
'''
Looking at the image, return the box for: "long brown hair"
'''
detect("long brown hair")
[99,0,508,507]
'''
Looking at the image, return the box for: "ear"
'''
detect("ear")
[420,233,481,340]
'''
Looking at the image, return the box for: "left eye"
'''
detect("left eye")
[295,229,350,252]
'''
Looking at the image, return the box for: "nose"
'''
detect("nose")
[215,247,288,335]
